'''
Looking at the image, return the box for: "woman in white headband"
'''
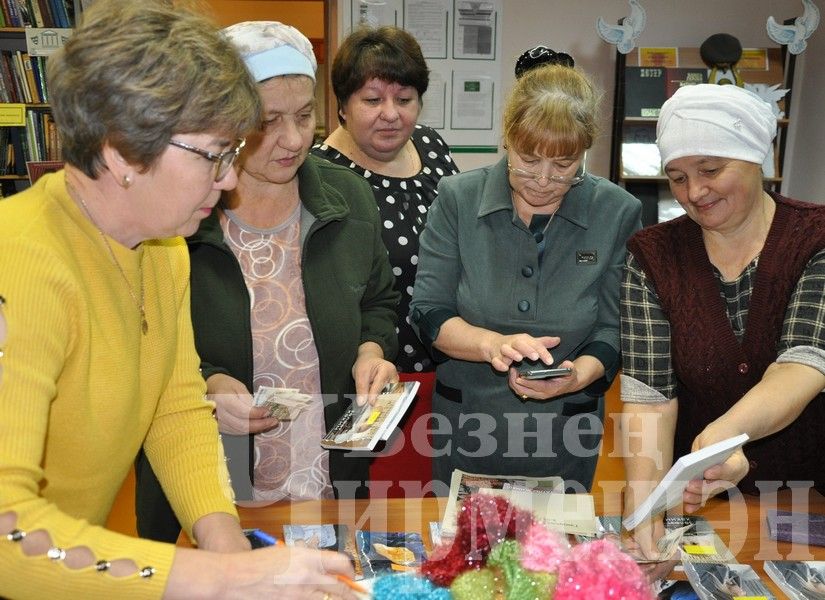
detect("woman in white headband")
[621,84,825,560]
[135,21,400,547]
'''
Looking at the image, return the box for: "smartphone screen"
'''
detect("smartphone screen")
[518,367,573,380]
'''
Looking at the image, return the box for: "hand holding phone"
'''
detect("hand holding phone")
[518,367,573,380]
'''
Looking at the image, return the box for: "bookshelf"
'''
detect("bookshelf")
[608,45,795,226]
[0,27,63,197]
[0,0,75,195]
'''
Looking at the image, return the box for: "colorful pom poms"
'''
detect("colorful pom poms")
[372,572,453,600]
[422,494,533,587]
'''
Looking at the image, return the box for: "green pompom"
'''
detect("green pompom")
[486,541,556,600]
[508,570,556,600]
[450,568,499,600]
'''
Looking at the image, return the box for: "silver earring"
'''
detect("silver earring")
[122,175,132,188]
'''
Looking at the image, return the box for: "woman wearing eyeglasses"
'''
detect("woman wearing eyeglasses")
[135,21,401,543]
[410,63,641,489]
[0,3,363,599]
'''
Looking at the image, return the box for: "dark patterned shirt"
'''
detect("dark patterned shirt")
[311,124,459,373]
[621,248,825,402]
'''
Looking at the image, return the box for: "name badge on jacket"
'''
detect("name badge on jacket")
[576,250,597,264]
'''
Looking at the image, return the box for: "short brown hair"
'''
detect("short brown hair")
[503,64,600,157]
[331,26,429,125]
[48,0,262,178]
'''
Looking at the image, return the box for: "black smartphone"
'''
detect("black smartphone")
[518,367,573,380]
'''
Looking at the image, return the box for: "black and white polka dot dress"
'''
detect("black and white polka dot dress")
[312,124,459,373]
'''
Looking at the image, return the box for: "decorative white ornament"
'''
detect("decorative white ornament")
[596,0,646,54]
[743,82,789,119]
[767,0,820,54]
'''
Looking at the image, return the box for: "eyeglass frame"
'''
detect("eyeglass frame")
[507,151,587,187]
[168,138,246,182]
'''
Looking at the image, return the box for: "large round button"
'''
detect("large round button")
[737,362,749,374]
[518,300,530,312]
[521,266,534,277]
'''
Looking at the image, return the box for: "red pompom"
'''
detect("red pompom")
[421,494,534,587]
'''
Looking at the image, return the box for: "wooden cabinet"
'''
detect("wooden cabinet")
[608,46,795,226]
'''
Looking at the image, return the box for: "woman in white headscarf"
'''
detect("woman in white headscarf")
[136,21,399,543]
[621,84,825,557]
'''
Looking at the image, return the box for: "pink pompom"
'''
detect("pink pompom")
[554,539,654,600]
[520,522,570,573]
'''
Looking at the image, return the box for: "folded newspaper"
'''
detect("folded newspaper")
[320,381,419,451]
[440,469,597,536]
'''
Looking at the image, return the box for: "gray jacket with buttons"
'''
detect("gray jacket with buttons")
[410,157,641,485]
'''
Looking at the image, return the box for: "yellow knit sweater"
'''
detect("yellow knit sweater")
[0,173,237,599]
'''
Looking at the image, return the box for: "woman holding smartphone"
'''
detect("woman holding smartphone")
[410,57,641,490]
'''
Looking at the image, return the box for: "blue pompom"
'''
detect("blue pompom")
[371,573,453,600]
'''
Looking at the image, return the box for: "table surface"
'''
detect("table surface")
[238,489,825,596]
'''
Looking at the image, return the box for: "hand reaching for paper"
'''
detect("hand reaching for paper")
[623,517,681,582]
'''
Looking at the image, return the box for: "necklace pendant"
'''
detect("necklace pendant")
[141,318,149,335]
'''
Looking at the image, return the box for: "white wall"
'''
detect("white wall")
[453,0,813,185]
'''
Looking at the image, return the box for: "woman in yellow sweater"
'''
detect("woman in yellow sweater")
[0,2,357,599]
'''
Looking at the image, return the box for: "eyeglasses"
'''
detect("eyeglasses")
[168,138,246,182]
[507,153,586,186]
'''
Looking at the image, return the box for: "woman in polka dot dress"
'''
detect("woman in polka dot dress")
[312,26,458,495]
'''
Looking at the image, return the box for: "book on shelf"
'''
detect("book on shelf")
[354,530,426,579]
[26,159,62,183]
[664,67,707,97]
[21,53,41,104]
[625,66,667,118]
[766,510,825,547]
[28,0,44,28]
[684,562,775,600]
[320,380,419,451]
[0,51,50,104]
[624,66,707,119]
[0,53,18,103]
[764,560,825,600]
[623,434,749,530]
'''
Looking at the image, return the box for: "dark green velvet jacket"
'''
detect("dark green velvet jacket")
[191,155,400,498]
[136,156,399,541]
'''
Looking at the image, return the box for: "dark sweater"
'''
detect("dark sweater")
[628,193,825,493]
